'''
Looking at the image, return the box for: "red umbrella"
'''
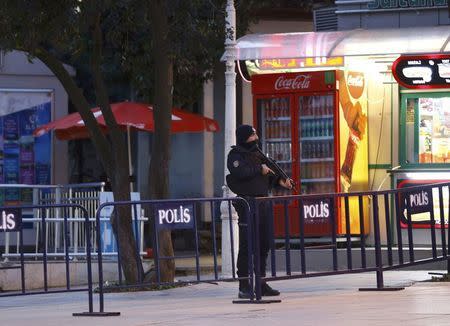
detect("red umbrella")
[33,101,219,140]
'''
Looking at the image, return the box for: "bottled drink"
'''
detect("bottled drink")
[321,162,326,178]
[264,101,269,119]
[340,133,360,191]
[326,95,333,115]
[322,119,327,136]
[284,99,290,117]
[266,122,271,139]
[317,97,322,116]
[310,163,316,178]
[319,96,325,116]
[302,97,308,116]
[307,97,313,116]
[283,143,289,161]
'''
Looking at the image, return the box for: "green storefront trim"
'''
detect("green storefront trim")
[368,164,391,169]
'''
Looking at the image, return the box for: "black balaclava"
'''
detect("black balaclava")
[236,124,254,145]
[236,124,258,150]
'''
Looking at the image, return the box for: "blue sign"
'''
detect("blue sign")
[0,208,22,232]
[155,203,195,230]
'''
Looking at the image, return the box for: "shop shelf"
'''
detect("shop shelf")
[300,157,334,162]
[265,117,291,121]
[300,136,334,141]
[266,138,292,142]
[299,115,334,120]
[300,178,335,183]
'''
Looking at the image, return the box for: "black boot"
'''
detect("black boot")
[261,282,280,296]
[238,280,251,299]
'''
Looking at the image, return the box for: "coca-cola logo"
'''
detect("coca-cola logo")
[347,72,365,99]
[274,75,312,90]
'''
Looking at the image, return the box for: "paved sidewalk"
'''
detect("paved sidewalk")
[1,271,450,325]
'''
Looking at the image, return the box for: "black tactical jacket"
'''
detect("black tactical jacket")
[226,145,279,197]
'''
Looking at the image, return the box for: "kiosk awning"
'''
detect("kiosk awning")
[227,26,450,61]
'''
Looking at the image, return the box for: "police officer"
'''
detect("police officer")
[226,124,292,299]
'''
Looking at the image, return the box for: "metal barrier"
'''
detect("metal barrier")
[2,182,449,315]
[250,181,450,301]
[93,197,251,315]
[88,183,450,313]
[0,203,95,315]
[0,183,147,261]
[1,183,104,260]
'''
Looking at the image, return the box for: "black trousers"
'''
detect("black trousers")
[233,198,271,280]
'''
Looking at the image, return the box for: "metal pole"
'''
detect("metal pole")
[220,0,239,277]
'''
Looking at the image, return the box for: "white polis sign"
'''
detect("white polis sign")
[406,189,433,214]
[155,203,195,230]
[0,208,22,232]
[302,198,333,222]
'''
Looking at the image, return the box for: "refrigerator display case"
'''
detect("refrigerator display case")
[252,70,369,237]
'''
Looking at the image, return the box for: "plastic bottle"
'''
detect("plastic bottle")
[322,119,327,136]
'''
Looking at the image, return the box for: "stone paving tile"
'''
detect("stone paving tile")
[0,271,448,326]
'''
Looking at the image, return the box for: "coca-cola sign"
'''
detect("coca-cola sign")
[251,71,335,95]
[274,74,312,91]
[347,72,365,99]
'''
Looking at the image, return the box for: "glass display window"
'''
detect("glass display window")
[400,93,450,167]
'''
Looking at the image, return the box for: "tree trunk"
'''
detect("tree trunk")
[90,16,142,284]
[35,40,142,284]
[149,0,175,283]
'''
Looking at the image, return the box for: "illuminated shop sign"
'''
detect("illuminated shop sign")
[246,57,344,76]
[368,0,448,10]
[255,57,343,70]
[392,54,450,89]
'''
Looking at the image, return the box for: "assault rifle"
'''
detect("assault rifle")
[255,147,296,192]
